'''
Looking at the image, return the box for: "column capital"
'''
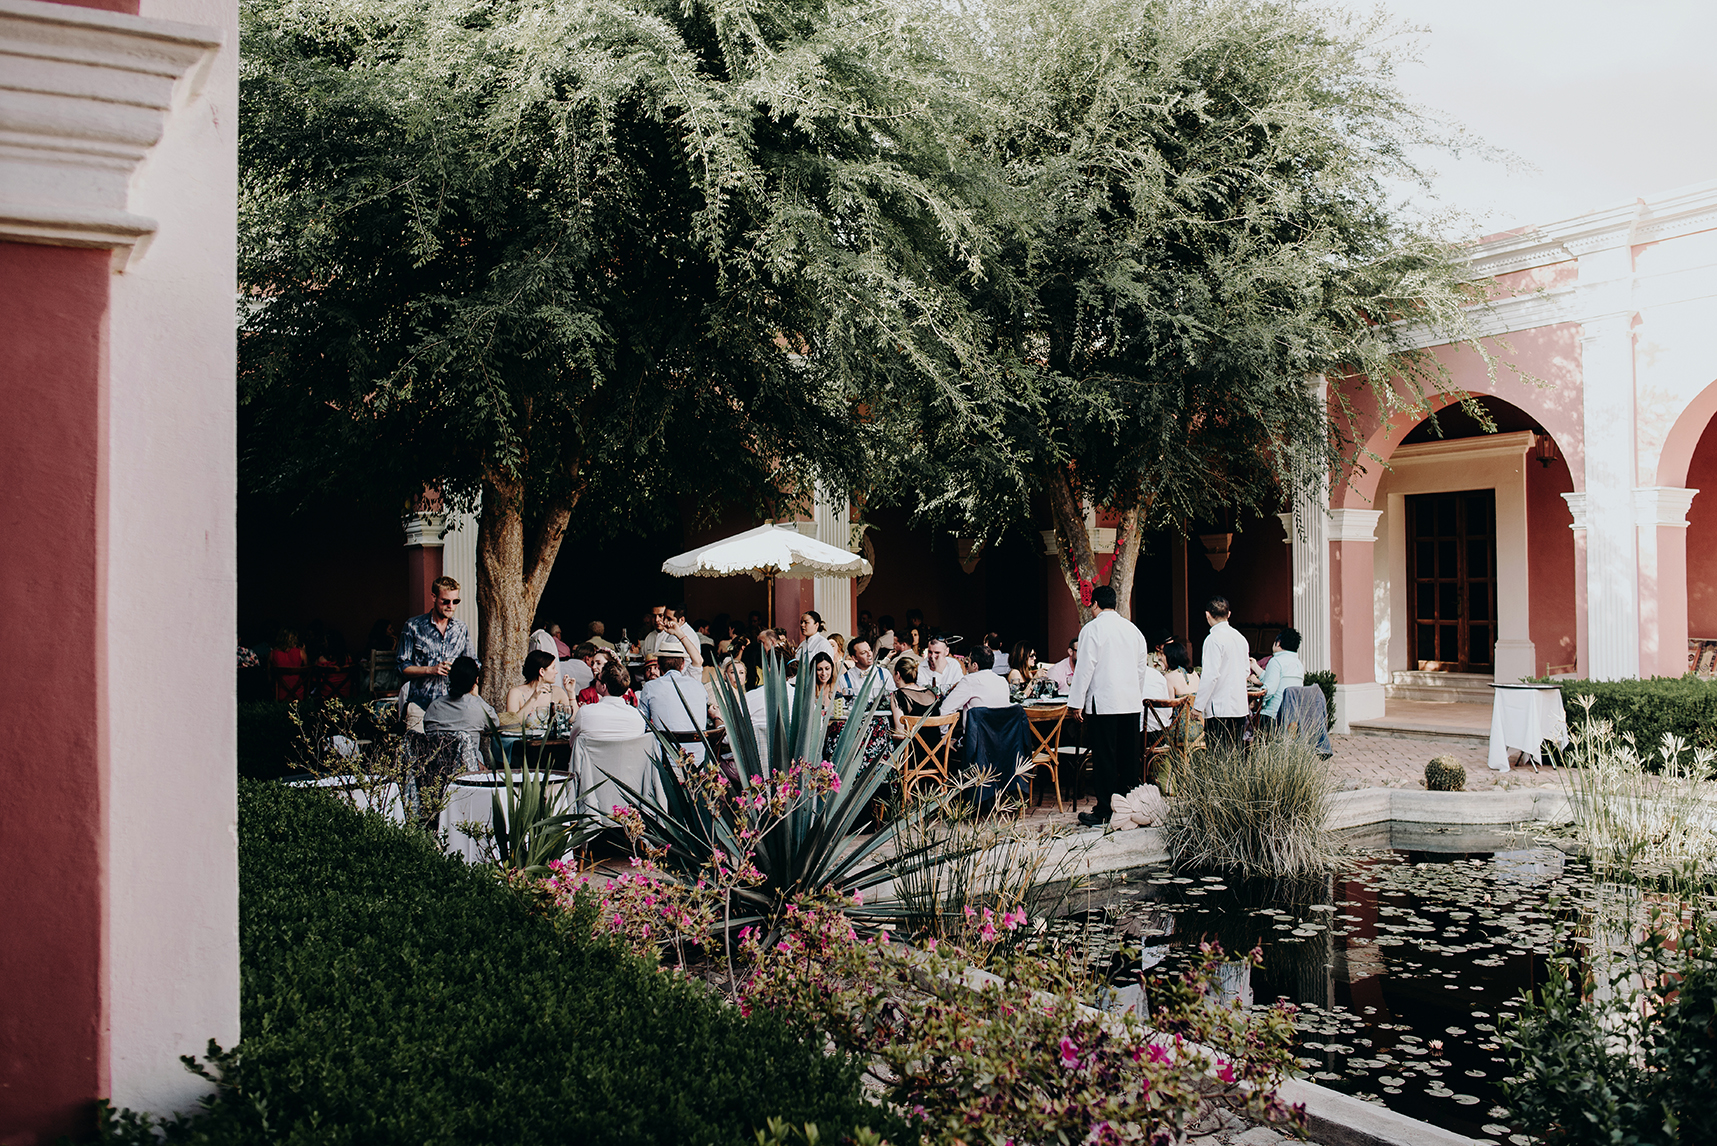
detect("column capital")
[402,511,445,547]
[0,0,221,267]
[1562,491,1588,531]
[1634,486,1698,527]
[1328,508,1382,543]
[1277,512,1295,544]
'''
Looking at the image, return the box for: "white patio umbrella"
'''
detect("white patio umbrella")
[661,523,871,627]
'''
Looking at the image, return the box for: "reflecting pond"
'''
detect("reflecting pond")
[1042,822,1625,1145]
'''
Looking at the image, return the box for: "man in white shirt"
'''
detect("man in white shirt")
[938,646,1010,713]
[1067,585,1152,826]
[662,606,705,671]
[640,604,671,659]
[1046,639,1077,691]
[564,643,597,692]
[638,638,711,763]
[838,638,891,699]
[916,638,964,693]
[572,660,647,740]
[1196,596,1253,748]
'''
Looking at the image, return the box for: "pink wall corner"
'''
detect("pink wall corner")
[1684,413,1717,639]
[1330,540,1375,684]
[1527,454,1578,674]
[405,545,443,619]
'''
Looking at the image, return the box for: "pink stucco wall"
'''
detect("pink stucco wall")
[1685,414,1717,639]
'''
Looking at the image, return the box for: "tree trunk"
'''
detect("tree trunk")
[1107,500,1145,619]
[476,472,574,709]
[1046,464,1099,628]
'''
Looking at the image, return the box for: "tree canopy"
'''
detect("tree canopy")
[238,0,988,694]
[858,0,1505,618]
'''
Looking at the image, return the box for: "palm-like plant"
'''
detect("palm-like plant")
[618,651,947,928]
[491,740,600,876]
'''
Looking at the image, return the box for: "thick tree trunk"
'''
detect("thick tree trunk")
[476,472,574,709]
[1046,464,1100,628]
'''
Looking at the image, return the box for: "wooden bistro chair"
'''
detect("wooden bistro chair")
[1144,696,1201,796]
[900,711,960,798]
[1024,704,1071,811]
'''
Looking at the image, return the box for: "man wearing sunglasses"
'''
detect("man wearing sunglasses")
[398,575,479,730]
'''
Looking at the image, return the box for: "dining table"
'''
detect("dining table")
[1488,683,1569,771]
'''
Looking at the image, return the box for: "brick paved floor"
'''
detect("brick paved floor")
[1324,733,1568,792]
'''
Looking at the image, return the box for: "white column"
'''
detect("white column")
[441,498,480,654]
[1562,492,1591,678]
[1634,486,1698,678]
[1579,311,1641,679]
[811,483,854,639]
[1289,492,1330,673]
[1492,439,1536,682]
[1328,509,1384,731]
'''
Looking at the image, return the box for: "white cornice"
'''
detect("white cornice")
[402,512,445,547]
[1328,508,1382,544]
[1634,486,1699,528]
[1562,491,1587,532]
[1465,181,1717,278]
[0,0,221,267]
[1389,430,1534,468]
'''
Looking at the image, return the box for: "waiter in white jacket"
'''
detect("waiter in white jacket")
[1067,584,1153,827]
[1196,596,1252,748]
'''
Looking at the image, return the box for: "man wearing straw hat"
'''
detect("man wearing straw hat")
[638,635,710,764]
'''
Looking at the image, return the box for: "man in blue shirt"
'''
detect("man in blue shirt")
[397,576,478,729]
[1258,627,1306,723]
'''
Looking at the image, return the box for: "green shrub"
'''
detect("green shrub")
[1503,906,1717,1145]
[1424,754,1465,791]
[1534,676,1717,759]
[1303,670,1336,729]
[98,780,895,1145]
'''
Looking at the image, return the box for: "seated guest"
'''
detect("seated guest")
[829,633,848,667]
[269,627,307,700]
[547,623,572,659]
[838,638,891,697]
[856,609,878,645]
[1258,627,1306,722]
[565,643,598,691]
[982,632,1009,675]
[693,617,716,659]
[502,649,572,733]
[1163,640,1200,698]
[585,621,615,652]
[810,652,838,715]
[664,606,705,670]
[572,660,647,740]
[743,627,778,676]
[315,628,354,698]
[529,626,559,661]
[938,646,1010,713]
[638,637,710,762]
[743,652,793,749]
[422,656,496,732]
[1006,642,1039,686]
[1142,656,1173,733]
[1045,638,1077,691]
[916,637,964,693]
[577,649,639,708]
[891,654,939,734]
[874,614,898,653]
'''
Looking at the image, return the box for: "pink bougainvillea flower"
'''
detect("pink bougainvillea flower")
[963,904,976,918]
[1146,1043,1171,1065]
[1215,1058,1236,1084]
[1003,907,1027,930]
[1058,1036,1080,1068]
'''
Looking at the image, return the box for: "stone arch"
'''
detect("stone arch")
[1656,376,1717,490]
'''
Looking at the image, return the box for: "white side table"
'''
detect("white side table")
[1487,684,1569,772]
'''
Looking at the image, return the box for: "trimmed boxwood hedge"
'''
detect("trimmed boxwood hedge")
[1539,676,1717,760]
[107,780,896,1145]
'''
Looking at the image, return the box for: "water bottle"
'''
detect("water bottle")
[619,628,630,656]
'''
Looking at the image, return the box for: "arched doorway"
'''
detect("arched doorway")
[1371,397,1577,686]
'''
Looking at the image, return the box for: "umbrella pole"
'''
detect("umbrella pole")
[765,572,775,630]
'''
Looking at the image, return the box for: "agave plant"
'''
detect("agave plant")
[617,650,949,928]
[489,737,600,875]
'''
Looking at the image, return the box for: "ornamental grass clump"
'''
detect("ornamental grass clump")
[1163,733,1333,879]
[738,897,1306,1146]
[1555,695,1717,875]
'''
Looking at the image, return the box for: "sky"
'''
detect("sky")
[1372,0,1717,236]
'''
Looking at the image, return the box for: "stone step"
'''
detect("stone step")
[1345,722,1490,747]
[1384,670,1495,705]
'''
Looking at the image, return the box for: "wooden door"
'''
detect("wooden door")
[1406,490,1496,672]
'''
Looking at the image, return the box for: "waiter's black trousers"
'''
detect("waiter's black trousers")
[1204,716,1246,751]
[1085,713,1139,812]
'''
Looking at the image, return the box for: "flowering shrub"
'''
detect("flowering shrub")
[738,897,1307,1145]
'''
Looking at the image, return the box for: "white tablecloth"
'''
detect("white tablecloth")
[440,770,575,863]
[287,775,405,823]
[1488,686,1569,771]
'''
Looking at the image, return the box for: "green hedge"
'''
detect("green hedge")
[104,780,895,1145]
[1304,670,1336,730]
[1537,676,1717,757]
